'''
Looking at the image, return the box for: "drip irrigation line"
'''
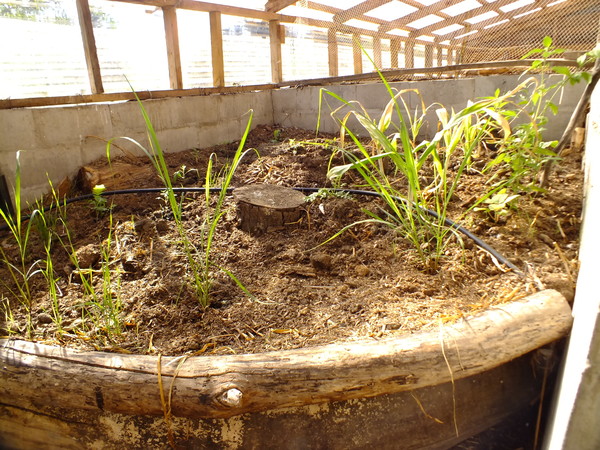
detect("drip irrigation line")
[1,186,521,274]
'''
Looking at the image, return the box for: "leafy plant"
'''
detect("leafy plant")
[89,184,113,216]
[171,165,199,185]
[481,36,596,195]
[474,189,520,222]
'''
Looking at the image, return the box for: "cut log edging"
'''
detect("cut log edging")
[0,289,571,419]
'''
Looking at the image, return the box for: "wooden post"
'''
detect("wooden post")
[269,20,283,83]
[447,48,454,65]
[352,33,363,74]
[436,46,443,67]
[424,44,433,68]
[373,36,382,69]
[328,28,338,77]
[405,40,414,69]
[162,6,183,90]
[390,39,400,68]
[210,11,225,87]
[75,0,103,94]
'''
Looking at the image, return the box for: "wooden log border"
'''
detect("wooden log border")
[0,289,572,419]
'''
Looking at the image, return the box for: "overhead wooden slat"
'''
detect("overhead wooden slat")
[209,11,225,87]
[445,0,596,47]
[162,6,183,90]
[332,0,389,24]
[265,0,297,13]
[414,0,538,42]
[75,0,104,94]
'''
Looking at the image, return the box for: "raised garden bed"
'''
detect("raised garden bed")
[0,64,587,447]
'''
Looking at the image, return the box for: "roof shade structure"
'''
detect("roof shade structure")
[265,0,599,64]
[1,0,599,108]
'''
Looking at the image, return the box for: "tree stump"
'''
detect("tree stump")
[233,184,306,235]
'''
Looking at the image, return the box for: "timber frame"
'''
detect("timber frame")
[3,0,598,109]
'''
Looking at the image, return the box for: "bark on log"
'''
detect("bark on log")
[234,184,306,235]
[0,289,571,420]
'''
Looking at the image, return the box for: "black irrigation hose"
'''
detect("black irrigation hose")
[2,186,522,274]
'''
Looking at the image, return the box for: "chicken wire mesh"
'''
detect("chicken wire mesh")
[279,0,599,78]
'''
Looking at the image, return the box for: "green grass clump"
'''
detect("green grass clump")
[107,86,254,307]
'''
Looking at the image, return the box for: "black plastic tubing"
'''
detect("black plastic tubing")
[1,186,521,274]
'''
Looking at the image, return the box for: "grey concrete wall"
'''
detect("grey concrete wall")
[544,81,600,450]
[272,74,585,141]
[0,90,273,204]
[0,74,585,205]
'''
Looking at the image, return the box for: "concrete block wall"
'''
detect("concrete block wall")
[0,90,273,204]
[272,74,585,141]
[0,74,584,205]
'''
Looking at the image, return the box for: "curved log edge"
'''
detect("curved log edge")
[0,289,572,419]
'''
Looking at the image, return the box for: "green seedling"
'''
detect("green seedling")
[0,151,41,335]
[106,81,255,307]
[90,184,113,216]
[474,189,520,222]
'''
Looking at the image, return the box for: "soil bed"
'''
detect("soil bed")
[0,125,581,355]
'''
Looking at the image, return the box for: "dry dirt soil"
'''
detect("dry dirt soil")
[0,124,581,356]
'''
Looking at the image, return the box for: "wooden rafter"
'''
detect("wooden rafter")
[265,0,297,13]
[437,0,580,45]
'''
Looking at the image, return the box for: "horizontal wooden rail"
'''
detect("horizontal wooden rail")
[0,59,583,110]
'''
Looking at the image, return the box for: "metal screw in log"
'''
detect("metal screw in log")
[233,184,306,235]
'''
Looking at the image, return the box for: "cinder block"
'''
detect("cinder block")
[109,100,147,137]
[0,109,37,151]
[75,104,113,143]
[17,146,83,204]
[473,74,522,99]
[177,95,221,127]
[32,106,82,147]
[272,88,297,125]
[156,127,200,153]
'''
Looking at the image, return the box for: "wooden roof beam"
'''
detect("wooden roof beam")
[445,0,594,47]
[265,0,297,13]
[409,0,531,41]
[435,0,562,45]
[332,0,390,24]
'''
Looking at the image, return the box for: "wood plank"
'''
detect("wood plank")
[209,11,225,87]
[269,20,283,83]
[162,6,183,90]
[328,28,338,77]
[353,34,363,74]
[75,0,104,94]
[264,0,297,13]
[332,0,389,24]
[0,290,571,419]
